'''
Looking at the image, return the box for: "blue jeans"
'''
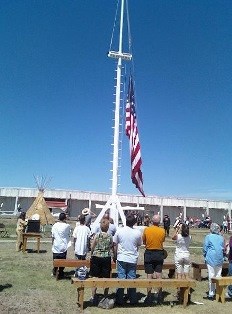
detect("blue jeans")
[228,262,232,296]
[116,260,137,304]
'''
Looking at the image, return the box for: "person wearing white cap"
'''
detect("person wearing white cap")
[81,208,96,229]
[82,208,91,215]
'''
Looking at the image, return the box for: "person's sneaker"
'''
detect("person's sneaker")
[207,295,215,301]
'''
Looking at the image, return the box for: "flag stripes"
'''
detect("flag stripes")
[125,75,145,197]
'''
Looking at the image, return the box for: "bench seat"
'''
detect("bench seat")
[53,259,175,280]
[71,277,196,312]
[212,276,232,303]
[192,262,229,281]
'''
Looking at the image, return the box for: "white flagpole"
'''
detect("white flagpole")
[93,0,132,228]
[110,0,124,225]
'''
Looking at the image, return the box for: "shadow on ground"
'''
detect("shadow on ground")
[26,249,47,254]
[0,284,12,292]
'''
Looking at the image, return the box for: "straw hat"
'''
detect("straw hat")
[82,208,90,215]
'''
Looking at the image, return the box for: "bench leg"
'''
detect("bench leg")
[22,237,27,253]
[77,287,84,312]
[37,237,40,253]
[193,268,201,281]
[181,287,190,308]
[214,282,220,302]
[215,283,226,303]
[219,286,226,304]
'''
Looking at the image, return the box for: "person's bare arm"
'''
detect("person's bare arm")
[172,227,179,240]
[90,235,97,255]
[113,242,118,263]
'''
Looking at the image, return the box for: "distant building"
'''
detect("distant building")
[0,187,231,225]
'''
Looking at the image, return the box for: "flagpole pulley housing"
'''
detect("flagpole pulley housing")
[108,50,132,61]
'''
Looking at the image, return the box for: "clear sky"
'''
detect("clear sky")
[1,0,232,201]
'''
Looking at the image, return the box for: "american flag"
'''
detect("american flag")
[125,76,145,197]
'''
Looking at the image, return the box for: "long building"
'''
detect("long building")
[0,187,231,225]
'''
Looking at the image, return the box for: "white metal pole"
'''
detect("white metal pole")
[110,0,125,223]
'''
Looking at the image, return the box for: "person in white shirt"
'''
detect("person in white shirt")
[172,223,191,279]
[113,214,142,305]
[51,213,71,279]
[73,214,91,260]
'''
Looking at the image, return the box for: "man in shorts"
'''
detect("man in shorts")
[143,214,166,304]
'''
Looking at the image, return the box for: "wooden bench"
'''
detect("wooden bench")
[53,259,176,280]
[71,277,196,312]
[211,276,232,303]
[192,262,229,281]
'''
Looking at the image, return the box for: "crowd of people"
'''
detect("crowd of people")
[16,208,232,306]
[50,210,194,306]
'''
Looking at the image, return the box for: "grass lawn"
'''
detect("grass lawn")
[0,217,232,313]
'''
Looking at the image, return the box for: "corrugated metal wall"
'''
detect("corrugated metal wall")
[0,187,231,225]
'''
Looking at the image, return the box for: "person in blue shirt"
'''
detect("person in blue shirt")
[203,222,225,299]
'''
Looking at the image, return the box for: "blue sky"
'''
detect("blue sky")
[1,0,232,200]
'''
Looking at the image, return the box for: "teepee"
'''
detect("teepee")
[26,176,55,226]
